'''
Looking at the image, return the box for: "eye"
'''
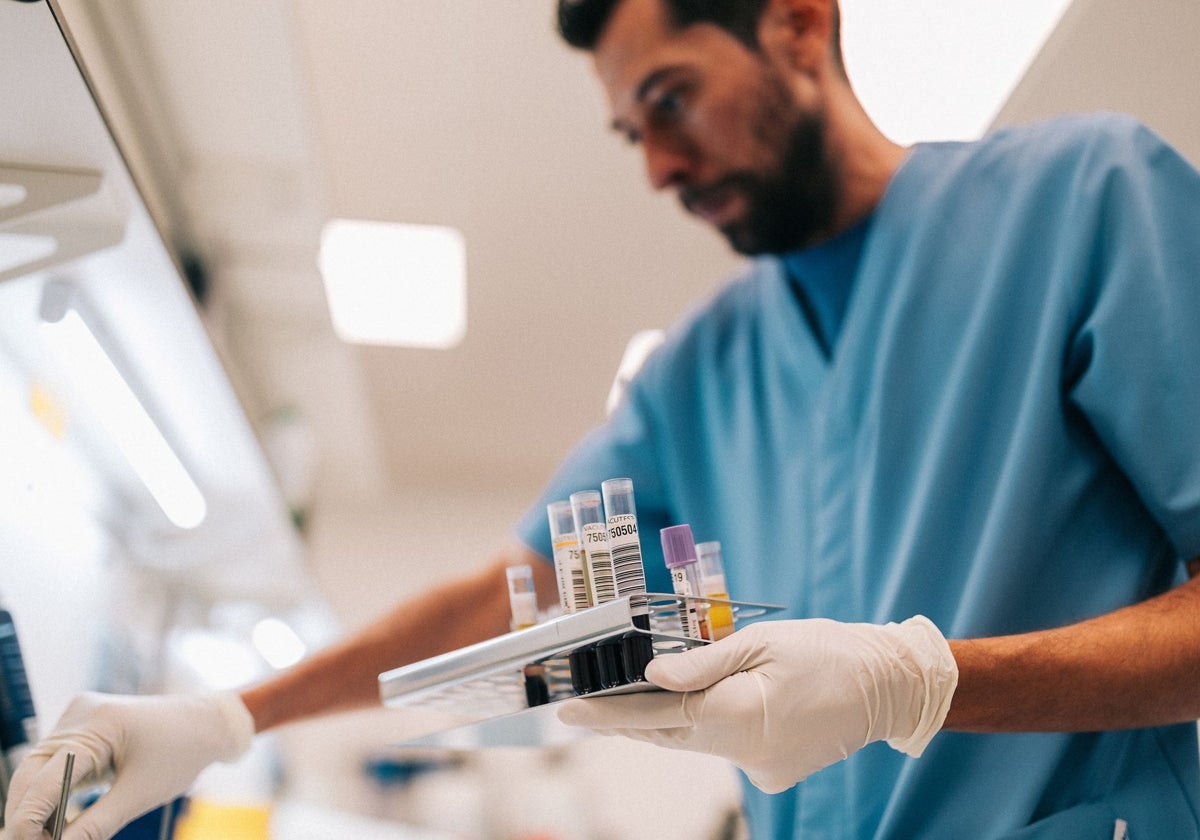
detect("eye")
[651,88,685,122]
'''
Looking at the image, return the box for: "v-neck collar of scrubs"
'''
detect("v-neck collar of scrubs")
[768,147,920,380]
[781,212,876,360]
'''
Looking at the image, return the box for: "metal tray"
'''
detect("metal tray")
[378,593,784,748]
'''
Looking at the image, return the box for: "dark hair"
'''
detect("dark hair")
[557,0,770,51]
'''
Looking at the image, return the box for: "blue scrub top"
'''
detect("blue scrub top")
[515,114,1200,839]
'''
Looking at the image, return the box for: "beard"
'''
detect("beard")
[681,78,839,256]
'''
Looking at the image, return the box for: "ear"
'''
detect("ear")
[758,0,838,76]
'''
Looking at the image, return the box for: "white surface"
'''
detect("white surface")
[271,799,456,840]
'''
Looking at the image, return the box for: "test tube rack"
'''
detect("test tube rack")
[378,593,784,740]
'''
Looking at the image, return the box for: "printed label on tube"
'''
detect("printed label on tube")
[607,515,648,599]
[581,523,617,605]
[552,535,590,613]
[670,568,703,640]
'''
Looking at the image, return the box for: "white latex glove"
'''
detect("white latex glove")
[3,692,255,840]
[557,616,958,793]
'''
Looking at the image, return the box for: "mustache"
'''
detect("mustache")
[679,174,757,216]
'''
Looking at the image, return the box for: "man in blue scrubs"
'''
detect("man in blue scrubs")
[8,1,1200,838]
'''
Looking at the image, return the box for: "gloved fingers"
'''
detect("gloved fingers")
[745,766,804,795]
[643,628,761,692]
[557,690,693,731]
[62,779,160,840]
[3,749,85,840]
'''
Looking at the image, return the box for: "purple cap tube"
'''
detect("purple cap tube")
[660,523,699,569]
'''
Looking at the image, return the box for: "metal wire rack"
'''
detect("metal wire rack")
[378,593,784,743]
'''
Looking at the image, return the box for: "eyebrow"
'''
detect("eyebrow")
[609,65,686,134]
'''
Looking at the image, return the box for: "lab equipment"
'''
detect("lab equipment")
[506,564,538,631]
[696,541,735,640]
[0,596,38,782]
[547,501,589,613]
[569,490,616,607]
[660,525,707,640]
[601,478,654,684]
[566,489,614,691]
[505,564,548,703]
[379,592,787,748]
[600,478,649,612]
[51,751,75,840]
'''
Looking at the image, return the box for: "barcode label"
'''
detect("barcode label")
[569,563,589,611]
[671,569,703,639]
[581,523,617,604]
[552,537,588,613]
[607,515,648,603]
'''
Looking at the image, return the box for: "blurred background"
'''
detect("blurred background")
[2,0,1197,837]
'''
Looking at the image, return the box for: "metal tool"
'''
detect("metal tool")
[158,798,174,840]
[50,751,74,840]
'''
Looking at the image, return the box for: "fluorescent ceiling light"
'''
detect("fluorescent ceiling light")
[40,303,207,529]
[318,219,467,349]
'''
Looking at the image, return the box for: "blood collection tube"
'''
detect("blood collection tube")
[601,479,650,622]
[569,491,619,692]
[503,565,552,706]
[695,541,735,641]
[547,501,589,614]
[570,491,617,607]
[506,564,538,630]
[660,524,708,641]
[601,478,654,684]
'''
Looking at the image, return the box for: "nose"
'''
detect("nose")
[642,136,696,191]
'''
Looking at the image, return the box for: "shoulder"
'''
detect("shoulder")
[919,113,1170,185]
[886,114,1181,229]
[664,259,775,356]
[632,258,779,391]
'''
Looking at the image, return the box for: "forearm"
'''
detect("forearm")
[241,546,557,732]
[946,572,1200,733]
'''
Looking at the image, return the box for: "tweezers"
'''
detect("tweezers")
[50,751,75,840]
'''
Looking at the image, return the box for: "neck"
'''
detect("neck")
[821,80,907,238]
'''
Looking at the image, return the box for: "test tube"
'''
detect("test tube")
[570,491,617,607]
[695,541,735,641]
[600,478,654,685]
[600,479,650,622]
[566,490,618,695]
[505,565,551,706]
[547,501,589,614]
[506,564,538,631]
[660,524,708,641]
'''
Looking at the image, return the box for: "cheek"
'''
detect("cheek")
[688,100,770,173]
[693,80,799,175]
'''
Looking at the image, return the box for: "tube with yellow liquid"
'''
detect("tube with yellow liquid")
[695,541,736,641]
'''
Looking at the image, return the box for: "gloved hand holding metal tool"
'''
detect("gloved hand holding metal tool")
[557,616,958,793]
[3,692,254,840]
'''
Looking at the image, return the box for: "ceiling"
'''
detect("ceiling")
[46,0,1200,516]
[52,0,743,514]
